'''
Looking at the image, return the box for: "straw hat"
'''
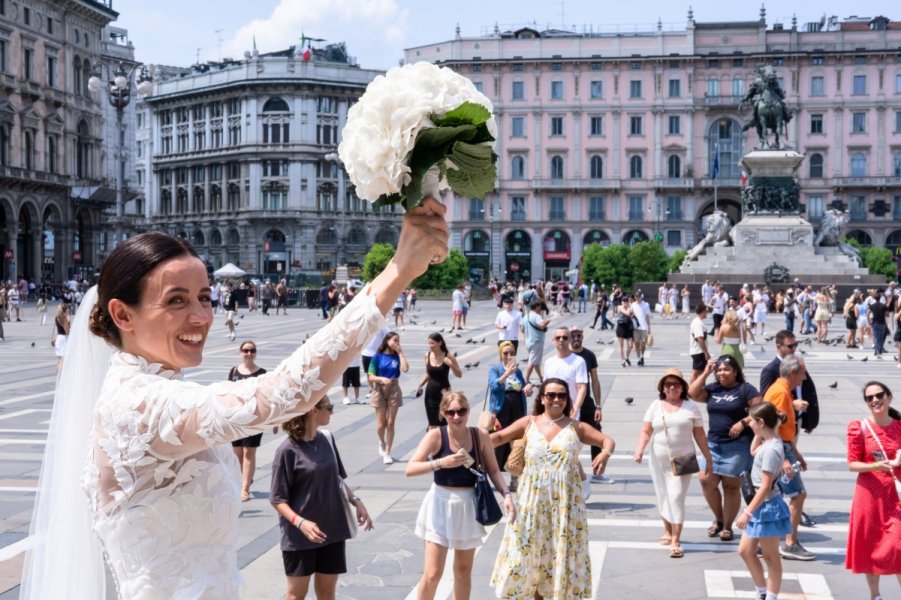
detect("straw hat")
[657,368,688,394]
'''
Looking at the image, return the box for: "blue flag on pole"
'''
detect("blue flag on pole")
[712,155,719,180]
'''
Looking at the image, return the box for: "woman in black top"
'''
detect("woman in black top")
[406,391,513,600]
[229,340,270,502]
[271,398,372,600]
[416,333,462,428]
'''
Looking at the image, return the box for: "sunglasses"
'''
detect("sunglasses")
[543,391,568,400]
[569,333,583,338]
[241,348,257,354]
[444,408,468,418]
[781,342,798,350]
[316,404,335,412]
[864,391,888,403]
[554,335,569,341]
[662,380,683,388]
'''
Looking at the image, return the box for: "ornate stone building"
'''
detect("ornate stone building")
[407,11,901,282]
[0,0,117,282]
[136,44,402,280]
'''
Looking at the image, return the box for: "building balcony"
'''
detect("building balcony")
[588,211,606,221]
[531,178,620,191]
[549,211,566,220]
[510,210,527,221]
[832,176,901,189]
[700,177,741,188]
[468,211,485,221]
[701,94,744,107]
[653,177,695,190]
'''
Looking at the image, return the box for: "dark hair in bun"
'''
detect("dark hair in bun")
[748,402,787,428]
[88,232,198,348]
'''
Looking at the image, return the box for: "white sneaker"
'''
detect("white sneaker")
[382,454,394,465]
[342,397,351,405]
[590,474,615,484]
[356,397,366,404]
[378,441,387,457]
[365,391,372,399]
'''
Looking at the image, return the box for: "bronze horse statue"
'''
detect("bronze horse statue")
[742,87,791,149]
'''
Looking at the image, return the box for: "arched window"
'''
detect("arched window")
[24,131,34,170]
[590,155,604,179]
[262,97,290,112]
[210,229,223,245]
[192,230,205,246]
[707,119,743,178]
[159,190,171,215]
[191,187,205,213]
[667,155,681,178]
[82,59,92,96]
[347,228,368,246]
[176,188,188,213]
[550,155,564,180]
[76,120,91,178]
[47,135,57,174]
[629,155,643,179]
[511,155,525,180]
[809,153,824,178]
[374,228,397,245]
[227,228,240,245]
[851,152,867,177]
[316,227,337,245]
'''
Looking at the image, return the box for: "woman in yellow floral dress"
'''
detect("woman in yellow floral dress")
[489,377,616,599]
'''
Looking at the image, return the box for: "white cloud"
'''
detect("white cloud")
[223,0,409,69]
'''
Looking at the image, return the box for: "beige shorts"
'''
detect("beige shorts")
[370,380,403,409]
[633,329,648,344]
[225,310,236,324]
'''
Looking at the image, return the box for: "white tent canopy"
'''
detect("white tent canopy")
[213,263,246,278]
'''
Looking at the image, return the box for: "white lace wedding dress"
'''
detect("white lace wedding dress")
[81,291,386,599]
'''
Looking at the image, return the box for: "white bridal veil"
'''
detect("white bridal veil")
[20,286,116,599]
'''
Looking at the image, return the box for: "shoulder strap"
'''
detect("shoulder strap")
[228,366,237,381]
[469,427,483,472]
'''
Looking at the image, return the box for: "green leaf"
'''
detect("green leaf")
[445,141,496,199]
[432,102,491,127]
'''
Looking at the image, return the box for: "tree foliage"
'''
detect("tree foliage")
[859,247,897,280]
[668,250,687,273]
[582,241,675,289]
[361,245,470,289]
[362,243,395,282]
[413,249,469,289]
[628,241,670,283]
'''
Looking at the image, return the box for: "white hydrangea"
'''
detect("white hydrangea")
[338,61,496,202]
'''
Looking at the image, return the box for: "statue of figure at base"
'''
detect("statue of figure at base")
[683,210,733,265]
[814,208,861,265]
[739,65,793,150]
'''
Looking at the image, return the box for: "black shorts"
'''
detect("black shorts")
[231,433,264,448]
[691,353,708,371]
[846,316,857,330]
[362,355,372,375]
[615,323,633,339]
[282,540,346,577]
[342,366,361,388]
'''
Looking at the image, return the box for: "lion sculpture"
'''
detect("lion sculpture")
[814,209,860,264]
[684,210,733,263]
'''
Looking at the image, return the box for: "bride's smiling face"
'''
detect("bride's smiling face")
[112,255,213,371]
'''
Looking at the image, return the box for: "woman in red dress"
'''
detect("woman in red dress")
[846,381,901,600]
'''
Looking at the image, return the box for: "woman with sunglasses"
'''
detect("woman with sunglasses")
[229,340,272,502]
[688,355,762,542]
[634,368,712,558]
[367,331,409,464]
[490,378,615,599]
[487,340,533,485]
[271,399,373,600]
[845,381,901,600]
[416,333,462,429]
[406,391,513,600]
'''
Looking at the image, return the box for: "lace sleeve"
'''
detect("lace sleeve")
[135,287,386,460]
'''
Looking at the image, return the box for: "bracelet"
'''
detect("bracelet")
[871,462,879,471]
[502,490,512,497]
[297,517,306,529]
[743,510,754,519]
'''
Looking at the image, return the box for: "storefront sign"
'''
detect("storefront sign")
[3,249,13,260]
[72,251,82,262]
[544,251,571,261]
[464,251,489,257]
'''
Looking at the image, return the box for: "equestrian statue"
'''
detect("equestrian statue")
[739,65,793,150]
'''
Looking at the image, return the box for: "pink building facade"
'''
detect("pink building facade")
[404,12,901,283]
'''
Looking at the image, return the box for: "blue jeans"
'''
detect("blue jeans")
[873,322,887,354]
[578,299,587,313]
[802,308,813,334]
[784,312,795,333]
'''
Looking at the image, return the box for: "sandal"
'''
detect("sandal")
[707,521,724,537]
[658,536,672,546]
[719,529,734,542]
[240,490,251,502]
[669,547,684,558]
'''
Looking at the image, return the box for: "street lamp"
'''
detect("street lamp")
[649,198,668,242]
[88,62,154,248]
[323,152,347,267]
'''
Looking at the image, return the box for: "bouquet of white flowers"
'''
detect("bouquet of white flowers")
[338,61,497,211]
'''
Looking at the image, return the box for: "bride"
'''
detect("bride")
[21,199,448,599]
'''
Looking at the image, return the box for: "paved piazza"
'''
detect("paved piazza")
[0,297,899,600]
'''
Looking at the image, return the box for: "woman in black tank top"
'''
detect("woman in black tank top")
[416,333,462,428]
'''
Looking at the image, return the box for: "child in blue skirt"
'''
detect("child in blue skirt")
[735,403,793,600]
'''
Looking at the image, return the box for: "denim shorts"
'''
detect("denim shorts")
[699,437,752,478]
[777,443,805,498]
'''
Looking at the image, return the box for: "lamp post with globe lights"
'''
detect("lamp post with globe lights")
[87,62,154,248]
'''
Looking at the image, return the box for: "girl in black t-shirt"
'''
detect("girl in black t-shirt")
[229,340,272,501]
[688,355,762,542]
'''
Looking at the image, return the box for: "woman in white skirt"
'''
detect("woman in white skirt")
[52,303,70,373]
[634,368,712,558]
[405,391,514,600]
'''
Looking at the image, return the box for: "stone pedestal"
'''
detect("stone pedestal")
[731,215,812,251]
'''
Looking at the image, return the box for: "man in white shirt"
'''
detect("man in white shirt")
[543,326,588,416]
[710,285,729,336]
[701,279,714,306]
[495,296,522,354]
[631,293,651,366]
[451,283,465,331]
[689,304,711,382]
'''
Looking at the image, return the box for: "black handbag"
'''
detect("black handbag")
[739,469,757,505]
[469,428,503,526]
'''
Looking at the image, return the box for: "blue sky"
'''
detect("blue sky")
[112,0,896,70]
